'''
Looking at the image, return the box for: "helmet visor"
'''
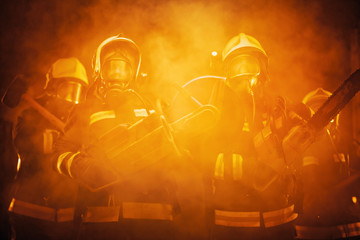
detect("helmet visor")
[227,54,260,79]
[101,59,133,89]
[56,80,85,104]
[226,55,261,93]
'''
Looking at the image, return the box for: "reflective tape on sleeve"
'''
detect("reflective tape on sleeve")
[66,152,81,178]
[214,153,225,180]
[89,110,116,125]
[57,152,73,175]
[232,154,243,180]
[43,129,54,154]
[303,156,320,167]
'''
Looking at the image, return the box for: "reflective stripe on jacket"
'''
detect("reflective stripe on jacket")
[8,198,74,222]
[296,222,360,239]
[215,205,297,228]
[82,202,173,223]
[214,153,243,180]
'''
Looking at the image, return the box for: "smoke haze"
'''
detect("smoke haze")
[0,2,359,238]
[1,0,359,107]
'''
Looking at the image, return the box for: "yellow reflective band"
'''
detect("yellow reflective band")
[302,156,320,167]
[242,122,250,132]
[274,116,283,130]
[43,129,54,154]
[16,153,21,173]
[333,153,346,163]
[66,152,80,178]
[57,152,72,175]
[83,206,120,223]
[343,222,360,238]
[214,153,225,180]
[134,109,148,117]
[253,125,271,149]
[56,208,75,222]
[89,110,116,125]
[8,198,56,221]
[214,209,260,227]
[263,204,298,228]
[83,203,174,222]
[122,202,173,221]
[8,198,74,222]
[215,205,297,228]
[296,222,360,239]
[8,198,15,212]
[232,154,243,180]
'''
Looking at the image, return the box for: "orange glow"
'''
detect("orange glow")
[1,1,357,239]
[16,153,21,173]
[8,198,15,212]
[250,76,258,88]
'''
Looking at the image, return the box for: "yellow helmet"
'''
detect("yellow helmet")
[303,88,339,129]
[45,57,89,104]
[302,88,333,113]
[222,33,267,66]
[222,33,269,93]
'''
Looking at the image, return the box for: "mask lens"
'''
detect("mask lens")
[56,81,84,104]
[101,60,133,88]
[226,55,261,93]
[227,55,260,79]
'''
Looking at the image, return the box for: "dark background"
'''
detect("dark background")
[0,0,360,238]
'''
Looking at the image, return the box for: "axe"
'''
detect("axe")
[1,75,65,132]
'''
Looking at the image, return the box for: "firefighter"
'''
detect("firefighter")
[8,57,89,240]
[170,33,302,240]
[54,35,179,240]
[295,88,360,239]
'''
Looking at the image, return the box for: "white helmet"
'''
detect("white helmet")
[92,34,141,99]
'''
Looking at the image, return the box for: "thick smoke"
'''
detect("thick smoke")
[1,0,358,104]
[0,1,359,237]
